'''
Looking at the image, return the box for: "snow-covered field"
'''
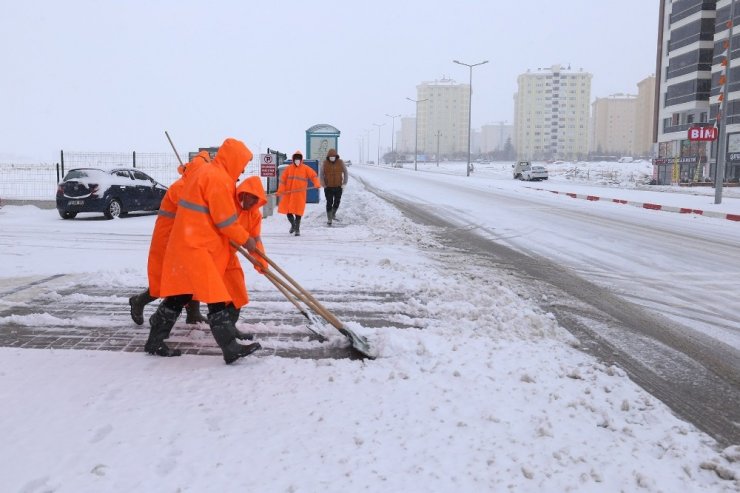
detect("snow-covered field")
[0,163,738,492]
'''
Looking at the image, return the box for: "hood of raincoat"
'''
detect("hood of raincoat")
[213,138,253,181]
[326,148,339,158]
[236,176,267,210]
[182,150,211,177]
[291,150,303,166]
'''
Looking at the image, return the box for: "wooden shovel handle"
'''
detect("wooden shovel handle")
[253,249,344,329]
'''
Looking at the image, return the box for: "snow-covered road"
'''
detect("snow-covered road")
[352,165,740,352]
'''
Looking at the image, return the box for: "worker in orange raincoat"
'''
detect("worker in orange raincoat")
[128,151,211,326]
[221,176,268,340]
[277,150,321,236]
[145,138,261,364]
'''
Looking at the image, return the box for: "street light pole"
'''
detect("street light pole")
[406,97,428,171]
[385,113,401,163]
[716,0,736,204]
[372,123,385,165]
[453,59,488,177]
[363,129,371,164]
[436,130,442,167]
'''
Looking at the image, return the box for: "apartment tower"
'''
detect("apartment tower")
[415,78,469,158]
[514,64,592,161]
[655,0,740,183]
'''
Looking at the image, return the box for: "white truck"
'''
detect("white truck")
[512,161,548,181]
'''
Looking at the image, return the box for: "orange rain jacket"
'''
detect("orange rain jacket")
[147,151,210,297]
[159,138,253,303]
[277,151,321,216]
[224,176,268,308]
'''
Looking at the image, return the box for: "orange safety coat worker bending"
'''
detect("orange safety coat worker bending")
[146,137,261,364]
[159,140,252,303]
[224,176,268,310]
[148,152,210,298]
[277,150,320,236]
[128,151,210,325]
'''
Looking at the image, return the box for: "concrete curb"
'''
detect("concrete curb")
[528,187,740,222]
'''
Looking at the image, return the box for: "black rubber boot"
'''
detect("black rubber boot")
[294,216,302,236]
[129,289,157,325]
[326,209,332,226]
[145,304,182,357]
[331,208,339,222]
[185,300,208,324]
[208,309,261,364]
[288,214,295,234]
[225,304,254,340]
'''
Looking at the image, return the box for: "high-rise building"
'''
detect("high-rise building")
[514,64,592,161]
[480,123,513,153]
[415,78,469,157]
[635,75,656,157]
[398,117,416,155]
[591,94,637,158]
[655,0,740,183]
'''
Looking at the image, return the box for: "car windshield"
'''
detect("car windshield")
[64,169,105,180]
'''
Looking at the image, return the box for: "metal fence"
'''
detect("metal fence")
[0,150,262,201]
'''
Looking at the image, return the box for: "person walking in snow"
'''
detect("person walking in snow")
[145,137,261,364]
[319,148,348,226]
[277,150,321,236]
[128,151,211,326]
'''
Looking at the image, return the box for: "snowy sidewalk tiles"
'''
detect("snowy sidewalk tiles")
[528,187,740,222]
[0,283,417,360]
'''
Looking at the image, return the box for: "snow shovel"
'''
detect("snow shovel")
[253,249,375,360]
[231,243,327,342]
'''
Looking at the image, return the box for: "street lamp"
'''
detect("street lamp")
[372,122,385,165]
[406,97,428,171]
[385,113,401,163]
[453,59,488,177]
[363,129,371,163]
[715,0,736,204]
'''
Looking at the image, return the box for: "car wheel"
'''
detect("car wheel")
[58,210,77,219]
[104,199,122,219]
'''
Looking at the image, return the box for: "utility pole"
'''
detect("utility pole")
[716,0,736,204]
[406,97,428,171]
[385,113,401,164]
[364,129,371,164]
[436,130,442,167]
[453,59,489,176]
[373,123,385,165]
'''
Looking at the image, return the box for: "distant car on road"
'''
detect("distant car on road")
[512,161,548,181]
[345,160,352,166]
[56,168,168,219]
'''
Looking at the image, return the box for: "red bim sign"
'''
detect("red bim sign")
[687,126,718,141]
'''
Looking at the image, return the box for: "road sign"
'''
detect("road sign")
[687,126,718,141]
[260,153,277,177]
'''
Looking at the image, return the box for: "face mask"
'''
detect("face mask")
[329,156,336,162]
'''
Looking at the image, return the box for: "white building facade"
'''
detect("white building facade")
[514,64,592,161]
[415,78,470,158]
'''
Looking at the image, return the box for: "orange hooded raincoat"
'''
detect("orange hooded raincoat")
[147,151,211,297]
[159,138,253,303]
[277,151,320,216]
[223,176,268,308]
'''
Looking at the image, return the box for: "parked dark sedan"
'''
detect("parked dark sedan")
[56,168,168,219]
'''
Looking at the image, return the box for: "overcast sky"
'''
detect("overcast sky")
[1,0,659,163]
